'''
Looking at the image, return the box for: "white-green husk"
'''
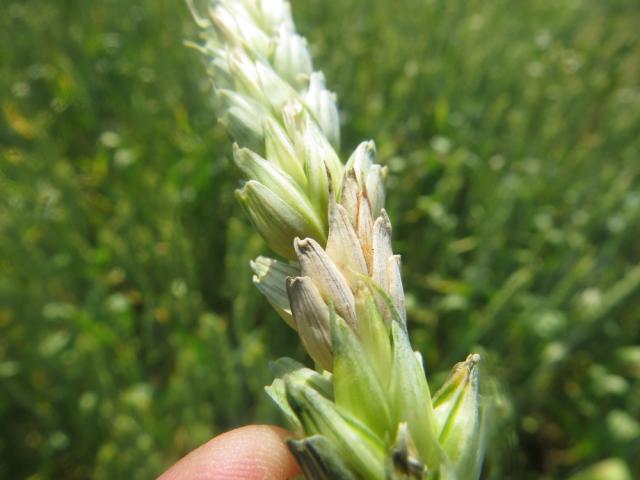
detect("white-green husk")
[188,1,489,478]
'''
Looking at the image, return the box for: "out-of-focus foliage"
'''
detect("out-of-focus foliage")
[0,0,638,478]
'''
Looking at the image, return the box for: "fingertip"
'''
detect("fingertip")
[158,425,300,480]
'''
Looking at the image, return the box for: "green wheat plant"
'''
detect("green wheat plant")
[187,0,489,477]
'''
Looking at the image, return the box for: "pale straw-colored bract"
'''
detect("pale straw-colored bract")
[187,0,489,478]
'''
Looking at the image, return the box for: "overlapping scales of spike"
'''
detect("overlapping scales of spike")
[188,0,489,478]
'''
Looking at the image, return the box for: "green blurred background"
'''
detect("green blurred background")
[1,0,639,478]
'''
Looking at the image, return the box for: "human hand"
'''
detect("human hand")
[158,425,301,480]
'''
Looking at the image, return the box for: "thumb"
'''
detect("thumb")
[158,425,300,480]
